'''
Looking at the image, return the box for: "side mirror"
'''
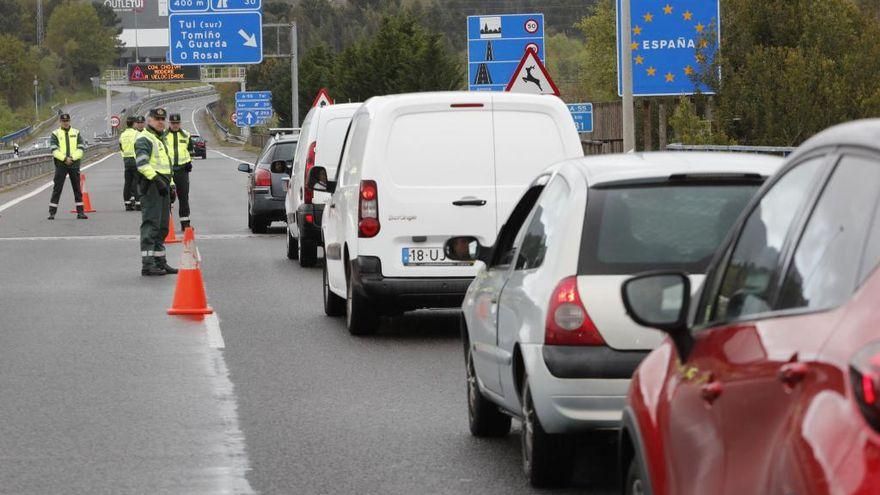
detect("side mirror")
[237,163,252,173]
[443,236,490,264]
[270,160,288,174]
[307,166,335,193]
[621,272,694,360]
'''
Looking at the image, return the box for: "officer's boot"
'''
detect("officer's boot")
[76,205,88,220]
[181,219,190,231]
[125,201,133,212]
[141,257,166,276]
[156,256,178,275]
[47,206,57,220]
[134,201,142,211]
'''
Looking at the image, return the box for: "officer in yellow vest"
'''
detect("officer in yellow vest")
[47,113,87,220]
[135,108,178,276]
[119,116,140,211]
[165,113,195,230]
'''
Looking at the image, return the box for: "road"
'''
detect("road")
[0,94,616,494]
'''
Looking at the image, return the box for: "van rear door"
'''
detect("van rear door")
[491,96,580,228]
[377,101,497,278]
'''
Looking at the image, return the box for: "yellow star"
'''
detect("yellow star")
[699,39,709,49]
[633,25,642,36]
[683,10,693,21]
[663,4,673,15]
[695,23,705,33]
[665,72,675,82]
[684,65,694,75]
[635,55,644,65]
[643,12,654,23]
[631,42,639,51]
[695,53,706,63]
[647,67,657,76]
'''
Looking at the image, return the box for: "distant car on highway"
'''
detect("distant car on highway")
[238,130,300,234]
[620,120,880,495]
[191,135,207,159]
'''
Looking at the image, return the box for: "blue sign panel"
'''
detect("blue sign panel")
[168,0,209,13]
[567,103,594,133]
[235,91,272,127]
[616,0,720,96]
[170,0,261,13]
[236,110,272,127]
[467,14,544,92]
[169,12,263,65]
[235,100,272,110]
[235,91,271,101]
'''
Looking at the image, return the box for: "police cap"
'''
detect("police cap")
[169,113,182,123]
[135,116,145,123]
[148,108,167,119]
[59,113,70,121]
[126,115,137,124]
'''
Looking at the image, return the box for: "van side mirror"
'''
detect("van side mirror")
[444,236,490,264]
[622,272,694,360]
[237,163,252,173]
[270,160,288,174]
[307,166,335,193]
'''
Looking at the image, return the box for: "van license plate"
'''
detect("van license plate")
[402,247,456,266]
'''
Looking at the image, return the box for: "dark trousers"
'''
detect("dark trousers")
[173,167,190,224]
[123,158,140,204]
[49,162,83,213]
[140,178,171,267]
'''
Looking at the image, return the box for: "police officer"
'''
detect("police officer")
[119,116,139,211]
[48,113,87,220]
[165,113,194,230]
[135,108,178,276]
[132,116,146,210]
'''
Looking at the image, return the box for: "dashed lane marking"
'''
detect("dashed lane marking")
[0,153,115,214]
[0,233,280,241]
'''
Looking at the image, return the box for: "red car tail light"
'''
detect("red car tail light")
[545,276,605,346]
[255,168,272,187]
[850,342,880,431]
[303,141,317,204]
[358,180,380,238]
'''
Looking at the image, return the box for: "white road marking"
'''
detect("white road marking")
[0,233,275,241]
[203,313,225,349]
[191,105,202,135]
[0,153,115,214]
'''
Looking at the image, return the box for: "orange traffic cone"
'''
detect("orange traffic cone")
[168,227,213,316]
[70,173,96,213]
[165,211,181,244]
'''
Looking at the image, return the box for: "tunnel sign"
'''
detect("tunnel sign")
[169,0,263,66]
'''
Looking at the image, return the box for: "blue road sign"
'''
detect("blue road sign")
[236,110,272,127]
[235,100,272,110]
[567,103,594,133]
[235,91,271,101]
[616,0,720,96]
[169,12,263,65]
[467,13,544,92]
[169,0,261,13]
[168,0,209,13]
[235,91,272,127]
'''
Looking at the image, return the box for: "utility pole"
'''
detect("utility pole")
[134,7,140,63]
[34,77,39,123]
[36,0,44,46]
[291,23,298,127]
[621,0,636,152]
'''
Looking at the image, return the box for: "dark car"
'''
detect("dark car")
[238,133,299,234]
[191,135,207,159]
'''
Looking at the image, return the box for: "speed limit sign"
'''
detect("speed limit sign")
[524,18,539,34]
[110,115,120,128]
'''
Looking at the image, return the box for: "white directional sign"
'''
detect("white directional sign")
[504,48,560,96]
[168,0,263,66]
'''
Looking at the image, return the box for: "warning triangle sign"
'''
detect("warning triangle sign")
[505,48,560,96]
[311,88,334,108]
[130,65,147,81]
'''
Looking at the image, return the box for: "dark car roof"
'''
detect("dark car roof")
[788,119,880,161]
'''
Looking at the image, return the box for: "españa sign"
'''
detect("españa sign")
[127,63,201,82]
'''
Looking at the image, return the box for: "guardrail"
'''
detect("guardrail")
[666,143,797,157]
[206,100,245,144]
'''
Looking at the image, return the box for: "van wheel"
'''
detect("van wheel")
[286,225,299,260]
[323,263,345,317]
[625,450,649,495]
[298,239,318,267]
[467,348,511,437]
[521,376,574,487]
[346,271,378,335]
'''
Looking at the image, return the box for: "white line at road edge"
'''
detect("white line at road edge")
[191,103,254,166]
[204,313,226,349]
[0,153,115,214]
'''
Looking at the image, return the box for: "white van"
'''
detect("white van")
[285,103,361,266]
[310,92,583,335]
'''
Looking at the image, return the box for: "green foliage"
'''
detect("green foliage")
[545,33,587,100]
[574,0,618,102]
[46,2,117,85]
[669,97,732,145]
[0,34,35,107]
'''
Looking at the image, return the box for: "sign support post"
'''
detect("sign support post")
[291,23,298,127]
[621,0,635,153]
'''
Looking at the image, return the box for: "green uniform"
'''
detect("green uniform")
[48,126,85,215]
[119,127,140,206]
[165,128,194,227]
[135,126,174,270]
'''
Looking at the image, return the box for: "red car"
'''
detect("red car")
[618,119,880,495]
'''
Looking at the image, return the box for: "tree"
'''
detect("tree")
[574,0,618,102]
[0,34,35,109]
[45,2,116,84]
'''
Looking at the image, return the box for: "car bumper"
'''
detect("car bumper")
[252,194,286,221]
[296,203,325,245]
[521,343,630,434]
[352,256,472,314]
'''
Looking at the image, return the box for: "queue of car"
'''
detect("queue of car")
[240,90,879,493]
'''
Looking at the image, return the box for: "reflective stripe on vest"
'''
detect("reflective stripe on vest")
[137,129,172,175]
[119,128,138,158]
[165,130,191,167]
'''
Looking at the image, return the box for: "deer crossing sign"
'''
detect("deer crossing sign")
[504,48,560,96]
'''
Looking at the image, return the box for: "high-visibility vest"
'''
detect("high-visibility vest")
[164,129,191,167]
[119,128,138,158]
[135,129,172,181]
[52,127,84,162]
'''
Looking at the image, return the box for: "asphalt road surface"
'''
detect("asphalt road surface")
[0,95,617,494]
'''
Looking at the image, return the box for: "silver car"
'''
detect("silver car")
[445,152,782,487]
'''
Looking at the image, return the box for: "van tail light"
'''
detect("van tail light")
[850,342,880,432]
[358,180,380,238]
[303,141,317,204]
[545,276,605,346]
[255,168,272,187]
